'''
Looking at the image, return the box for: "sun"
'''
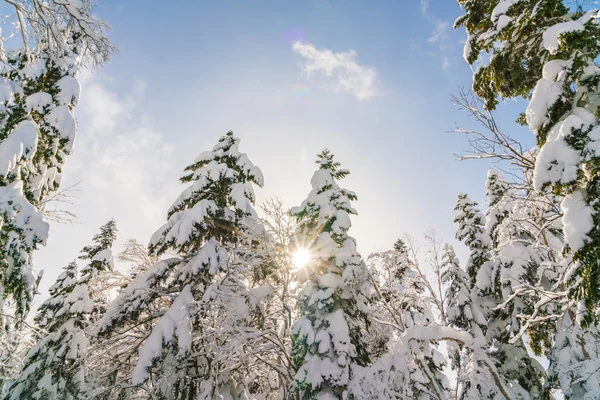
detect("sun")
[292,249,311,270]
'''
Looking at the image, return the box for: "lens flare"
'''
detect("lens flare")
[292,249,311,270]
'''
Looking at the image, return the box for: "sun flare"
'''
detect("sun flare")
[292,249,311,270]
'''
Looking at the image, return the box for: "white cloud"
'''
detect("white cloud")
[419,1,451,70]
[428,21,449,44]
[292,40,380,100]
[442,57,449,70]
[35,73,181,300]
[420,0,430,15]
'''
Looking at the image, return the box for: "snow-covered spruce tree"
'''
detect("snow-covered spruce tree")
[456,0,600,321]
[452,192,546,399]
[289,150,370,400]
[482,174,547,399]
[0,0,115,318]
[454,193,490,285]
[5,261,89,399]
[441,243,496,400]
[99,132,266,399]
[353,238,447,400]
[77,219,117,323]
[82,239,160,400]
[5,220,117,399]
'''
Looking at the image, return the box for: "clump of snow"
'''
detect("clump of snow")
[526,60,570,131]
[543,10,598,54]
[55,75,81,106]
[562,189,594,252]
[491,0,522,21]
[45,105,76,153]
[319,273,342,289]
[133,285,193,384]
[533,108,595,189]
[22,58,47,80]
[0,119,39,177]
[25,92,52,113]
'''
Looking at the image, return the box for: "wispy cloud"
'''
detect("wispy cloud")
[428,21,450,44]
[36,73,181,298]
[292,41,380,100]
[420,0,451,69]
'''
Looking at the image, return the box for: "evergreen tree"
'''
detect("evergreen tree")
[453,194,490,285]
[0,0,115,318]
[99,132,266,399]
[5,219,117,399]
[290,150,370,400]
[357,239,448,399]
[441,244,493,400]
[456,0,600,321]
[78,219,117,322]
[6,261,89,399]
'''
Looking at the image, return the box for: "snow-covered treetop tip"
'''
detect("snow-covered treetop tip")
[78,219,117,281]
[149,131,264,256]
[290,149,357,232]
[454,193,490,281]
[79,219,117,261]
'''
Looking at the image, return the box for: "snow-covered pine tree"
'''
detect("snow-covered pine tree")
[440,243,494,400]
[5,261,90,399]
[5,219,117,399]
[289,149,370,400]
[355,238,447,400]
[99,131,266,399]
[453,194,490,286]
[77,219,117,322]
[81,239,160,400]
[456,0,600,321]
[0,0,115,318]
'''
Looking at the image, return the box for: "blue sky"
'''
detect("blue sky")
[31,0,535,301]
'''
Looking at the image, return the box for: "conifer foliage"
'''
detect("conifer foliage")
[100,131,265,399]
[6,220,117,400]
[290,150,370,400]
[0,0,115,318]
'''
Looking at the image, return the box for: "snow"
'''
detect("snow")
[293,317,315,345]
[55,75,81,105]
[0,119,39,177]
[496,15,513,30]
[133,285,193,384]
[526,60,570,131]
[319,273,342,289]
[22,58,47,80]
[0,181,49,247]
[491,0,522,21]
[561,189,594,252]
[92,248,113,266]
[542,10,598,54]
[100,258,179,332]
[533,108,595,189]
[311,169,334,192]
[177,238,225,280]
[150,199,219,249]
[45,105,77,153]
[326,309,350,362]
[25,92,52,113]
[66,284,93,314]
[229,182,249,212]
[0,78,22,110]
